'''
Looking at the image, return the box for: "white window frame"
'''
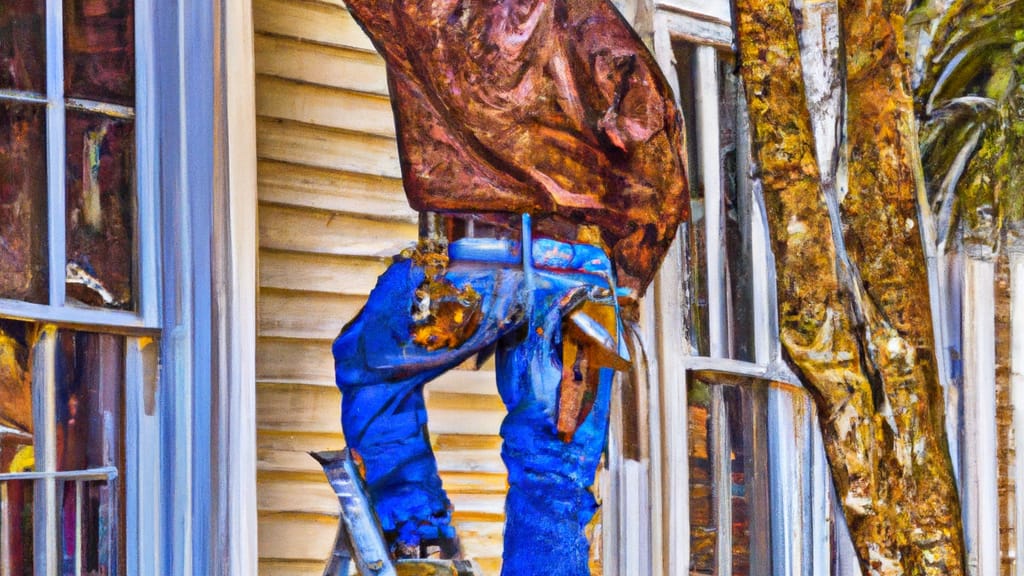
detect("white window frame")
[0,0,160,330]
[0,0,160,573]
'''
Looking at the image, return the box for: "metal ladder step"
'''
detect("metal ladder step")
[312,450,482,576]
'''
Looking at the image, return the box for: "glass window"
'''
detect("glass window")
[1,0,140,316]
[0,321,125,575]
[0,0,148,574]
[652,31,840,575]
[65,111,135,310]
[0,0,46,93]
[0,101,49,304]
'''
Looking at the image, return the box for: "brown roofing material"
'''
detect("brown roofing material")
[344,0,690,292]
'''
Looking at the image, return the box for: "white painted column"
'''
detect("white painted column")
[651,16,691,576]
[810,414,832,575]
[216,0,260,572]
[602,376,623,576]
[695,46,727,360]
[963,254,998,576]
[653,237,690,576]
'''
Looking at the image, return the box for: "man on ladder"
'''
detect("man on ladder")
[326,1,689,574]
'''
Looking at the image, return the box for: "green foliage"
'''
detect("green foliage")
[913,0,1024,251]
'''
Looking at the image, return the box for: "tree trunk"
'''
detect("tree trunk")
[733,0,966,572]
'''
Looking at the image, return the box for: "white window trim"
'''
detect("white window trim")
[212,0,259,572]
[156,0,258,572]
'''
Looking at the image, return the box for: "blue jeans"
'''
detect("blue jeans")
[333,237,620,576]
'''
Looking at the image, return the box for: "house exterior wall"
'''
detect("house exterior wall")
[252,1,508,573]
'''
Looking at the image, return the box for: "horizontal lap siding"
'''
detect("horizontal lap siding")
[253,1,507,573]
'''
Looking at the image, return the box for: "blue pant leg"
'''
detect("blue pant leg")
[495,277,615,576]
[333,257,525,546]
[333,264,453,543]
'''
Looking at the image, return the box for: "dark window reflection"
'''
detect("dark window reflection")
[0,102,49,304]
[63,0,134,106]
[0,0,46,93]
[65,111,134,310]
[689,375,768,575]
[56,330,122,576]
[2,479,35,576]
[689,378,716,573]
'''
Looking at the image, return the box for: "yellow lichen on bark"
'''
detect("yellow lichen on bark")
[841,0,965,571]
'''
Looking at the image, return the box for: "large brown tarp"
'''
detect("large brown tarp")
[343,0,689,292]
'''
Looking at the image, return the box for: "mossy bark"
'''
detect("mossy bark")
[734,0,966,572]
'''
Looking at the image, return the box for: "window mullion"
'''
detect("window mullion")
[693,45,735,576]
[694,46,727,360]
[963,254,999,576]
[31,325,59,576]
[651,15,689,576]
[135,0,160,326]
[45,0,67,309]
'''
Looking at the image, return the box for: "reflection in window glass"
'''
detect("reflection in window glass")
[0,102,49,304]
[673,42,710,355]
[689,378,715,572]
[0,320,33,439]
[689,375,766,575]
[0,319,35,576]
[56,330,122,575]
[65,111,135,310]
[718,56,755,362]
[0,0,46,93]
[55,331,122,472]
[63,0,134,106]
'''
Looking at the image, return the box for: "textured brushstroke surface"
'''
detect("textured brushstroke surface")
[915,0,1024,253]
[734,0,965,571]
[340,0,689,291]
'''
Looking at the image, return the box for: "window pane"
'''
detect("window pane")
[63,0,134,106]
[689,375,770,575]
[688,378,715,573]
[0,320,34,439]
[718,56,755,362]
[55,330,123,576]
[673,43,710,355]
[0,0,46,93]
[1,480,35,575]
[0,102,49,304]
[55,331,122,472]
[65,111,134,310]
[0,319,35,576]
